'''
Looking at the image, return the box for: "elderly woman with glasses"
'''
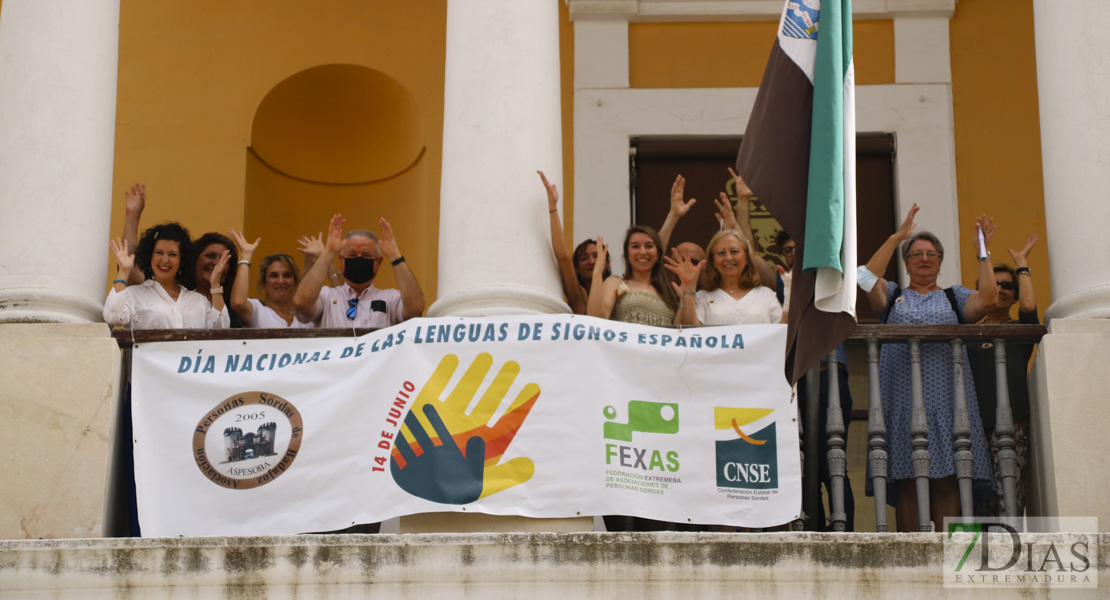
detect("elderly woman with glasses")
[858,204,999,532]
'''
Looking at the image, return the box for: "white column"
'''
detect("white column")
[0,0,121,323]
[1033,0,1110,320]
[429,0,568,317]
[1028,0,1110,532]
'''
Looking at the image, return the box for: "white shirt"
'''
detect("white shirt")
[103,280,229,329]
[695,286,783,326]
[311,283,403,329]
[245,298,314,329]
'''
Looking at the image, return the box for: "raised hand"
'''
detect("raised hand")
[975,214,996,249]
[209,249,231,288]
[664,246,705,294]
[391,353,541,503]
[324,214,345,255]
[727,167,753,198]
[109,238,134,274]
[297,233,324,258]
[669,175,696,218]
[227,228,260,260]
[593,235,609,279]
[896,203,920,241]
[124,183,146,218]
[378,218,402,262]
[1008,233,1038,266]
[537,170,559,212]
[714,192,739,230]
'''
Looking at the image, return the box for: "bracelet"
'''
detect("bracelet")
[391,256,406,266]
[237,260,251,266]
[210,287,224,295]
[113,279,128,286]
[683,290,696,296]
[549,209,558,213]
[1016,267,1031,276]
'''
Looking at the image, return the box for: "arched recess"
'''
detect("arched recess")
[244,64,430,296]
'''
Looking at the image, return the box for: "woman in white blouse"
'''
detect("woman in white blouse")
[227,229,313,329]
[674,228,786,326]
[104,223,230,329]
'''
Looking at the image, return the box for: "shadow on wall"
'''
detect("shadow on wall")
[244,64,429,294]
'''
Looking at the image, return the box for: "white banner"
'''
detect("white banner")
[132,315,799,536]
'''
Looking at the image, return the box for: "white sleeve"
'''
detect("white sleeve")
[388,290,404,326]
[207,301,230,329]
[244,298,264,328]
[694,291,709,325]
[768,288,784,323]
[102,288,133,326]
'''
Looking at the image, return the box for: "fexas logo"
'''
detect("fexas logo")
[192,391,303,490]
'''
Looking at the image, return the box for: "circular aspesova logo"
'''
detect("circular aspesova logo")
[192,391,303,490]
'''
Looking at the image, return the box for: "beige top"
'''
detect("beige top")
[610,279,675,326]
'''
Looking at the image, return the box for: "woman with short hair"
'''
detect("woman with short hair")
[860,204,999,531]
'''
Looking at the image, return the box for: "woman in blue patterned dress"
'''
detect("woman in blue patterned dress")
[859,204,999,532]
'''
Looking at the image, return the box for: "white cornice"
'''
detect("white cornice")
[565,0,955,22]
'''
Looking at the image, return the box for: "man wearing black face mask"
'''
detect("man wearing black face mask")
[294,214,425,328]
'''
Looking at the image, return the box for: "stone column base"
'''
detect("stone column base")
[1028,318,1110,530]
[428,284,570,317]
[0,323,121,539]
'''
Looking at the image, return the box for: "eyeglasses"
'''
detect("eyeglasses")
[782,246,795,256]
[346,298,359,320]
[908,251,940,261]
[996,281,1016,291]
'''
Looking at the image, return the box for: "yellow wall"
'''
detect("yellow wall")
[104,1,1046,316]
[558,0,577,251]
[951,0,1049,310]
[108,1,447,300]
[629,20,895,89]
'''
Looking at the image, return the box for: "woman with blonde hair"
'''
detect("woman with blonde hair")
[228,229,313,328]
[674,228,785,326]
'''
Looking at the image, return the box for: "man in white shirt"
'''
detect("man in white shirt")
[293,214,425,328]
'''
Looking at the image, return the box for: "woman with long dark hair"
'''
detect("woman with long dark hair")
[104,222,230,329]
[587,224,699,326]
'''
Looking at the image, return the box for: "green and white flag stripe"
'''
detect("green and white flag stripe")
[803,0,857,316]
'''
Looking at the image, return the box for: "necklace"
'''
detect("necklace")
[269,303,295,323]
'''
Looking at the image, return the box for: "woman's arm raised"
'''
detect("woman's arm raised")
[863,203,919,314]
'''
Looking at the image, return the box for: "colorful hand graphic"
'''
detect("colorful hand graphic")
[391,404,486,504]
[390,353,540,503]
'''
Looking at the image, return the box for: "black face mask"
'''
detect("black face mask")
[343,257,377,284]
